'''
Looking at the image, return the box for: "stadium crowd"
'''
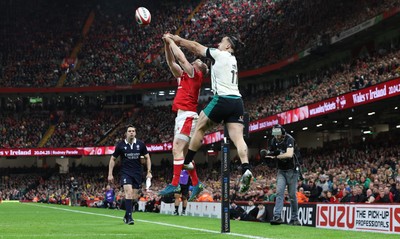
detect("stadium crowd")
[245,43,400,121]
[64,0,202,87]
[1,0,399,148]
[66,0,399,86]
[1,0,398,88]
[1,41,399,148]
[1,0,400,218]
[181,0,397,70]
[0,0,93,88]
[1,131,400,209]
[44,107,125,148]
[0,109,49,148]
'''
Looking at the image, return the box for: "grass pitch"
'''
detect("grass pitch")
[0,201,398,239]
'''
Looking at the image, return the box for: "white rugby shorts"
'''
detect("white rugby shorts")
[174,110,198,141]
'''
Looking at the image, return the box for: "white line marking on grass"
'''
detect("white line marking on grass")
[3,234,130,237]
[25,204,273,239]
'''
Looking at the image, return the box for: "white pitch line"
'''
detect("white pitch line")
[25,203,274,239]
[1,234,130,237]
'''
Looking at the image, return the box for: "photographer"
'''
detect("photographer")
[69,177,79,206]
[261,124,301,226]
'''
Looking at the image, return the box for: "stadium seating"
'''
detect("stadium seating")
[1,0,400,206]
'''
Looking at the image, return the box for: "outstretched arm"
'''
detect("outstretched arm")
[164,36,182,78]
[168,38,195,78]
[171,35,207,57]
[276,147,294,159]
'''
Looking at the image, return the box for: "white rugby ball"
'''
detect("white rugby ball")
[135,7,151,25]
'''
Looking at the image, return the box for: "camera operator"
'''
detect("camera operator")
[261,124,301,226]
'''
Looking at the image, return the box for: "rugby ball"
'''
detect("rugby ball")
[135,7,151,25]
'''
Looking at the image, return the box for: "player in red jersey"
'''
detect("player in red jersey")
[158,34,208,201]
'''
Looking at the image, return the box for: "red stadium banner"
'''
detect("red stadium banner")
[0,143,173,157]
[79,143,174,155]
[246,77,400,132]
[204,77,400,140]
[0,148,84,157]
[307,78,400,117]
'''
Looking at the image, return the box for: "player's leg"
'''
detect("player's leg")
[160,112,195,196]
[228,97,252,193]
[173,112,193,177]
[172,137,186,184]
[227,122,252,193]
[227,122,249,165]
[184,97,218,167]
[184,97,221,199]
[187,161,203,201]
[184,132,203,200]
[180,112,204,201]
[184,112,210,165]
[158,137,185,196]
[186,160,203,201]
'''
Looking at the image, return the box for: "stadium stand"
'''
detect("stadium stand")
[1,0,400,215]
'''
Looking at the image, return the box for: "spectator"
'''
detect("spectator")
[306,181,322,202]
[230,202,246,220]
[365,189,375,203]
[296,187,308,203]
[340,187,352,203]
[375,187,394,203]
[326,191,337,203]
